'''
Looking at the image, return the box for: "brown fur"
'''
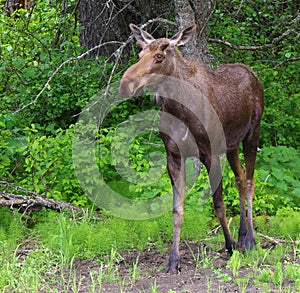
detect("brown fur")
[119,24,264,273]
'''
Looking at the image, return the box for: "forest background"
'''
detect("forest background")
[0,0,300,291]
[1,0,299,214]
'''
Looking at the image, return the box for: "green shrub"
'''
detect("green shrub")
[0,208,26,252]
[209,0,300,149]
[16,125,86,205]
[187,146,300,217]
[255,146,300,210]
[255,207,300,240]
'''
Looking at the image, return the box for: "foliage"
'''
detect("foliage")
[21,125,86,204]
[255,207,300,240]
[98,110,171,201]
[209,0,300,149]
[255,146,300,209]
[0,123,86,205]
[0,1,299,218]
[0,1,115,128]
[187,146,300,217]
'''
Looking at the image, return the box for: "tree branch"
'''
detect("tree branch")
[14,17,177,114]
[139,18,177,30]
[275,57,300,68]
[14,40,125,113]
[209,13,300,51]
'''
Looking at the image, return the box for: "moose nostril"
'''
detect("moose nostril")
[119,78,137,97]
[128,82,135,95]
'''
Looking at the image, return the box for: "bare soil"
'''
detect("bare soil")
[56,242,282,293]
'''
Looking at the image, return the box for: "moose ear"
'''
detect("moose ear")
[169,24,197,47]
[129,24,155,48]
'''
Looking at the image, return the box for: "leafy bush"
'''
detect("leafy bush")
[0,124,86,205]
[0,0,299,220]
[255,146,300,210]
[222,146,300,216]
[98,111,170,201]
[0,2,116,129]
[23,125,87,205]
[187,146,300,217]
[258,64,300,148]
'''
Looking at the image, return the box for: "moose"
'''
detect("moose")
[119,24,264,272]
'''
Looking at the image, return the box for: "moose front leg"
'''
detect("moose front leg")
[166,152,186,273]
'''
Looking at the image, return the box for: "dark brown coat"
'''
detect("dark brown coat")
[119,24,264,272]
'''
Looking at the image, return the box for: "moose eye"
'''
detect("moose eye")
[155,53,164,63]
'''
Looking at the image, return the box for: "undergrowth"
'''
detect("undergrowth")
[0,206,299,292]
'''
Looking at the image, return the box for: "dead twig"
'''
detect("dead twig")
[15,17,177,114]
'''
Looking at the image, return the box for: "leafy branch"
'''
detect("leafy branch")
[209,13,300,51]
[14,40,126,114]
[14,17,176,114]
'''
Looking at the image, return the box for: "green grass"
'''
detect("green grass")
[0,206,299,292]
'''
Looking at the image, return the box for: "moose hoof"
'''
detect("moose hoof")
[238,234,256,251]
[225,238,236,255]
[244,235,256,250]
[165,260,180,273]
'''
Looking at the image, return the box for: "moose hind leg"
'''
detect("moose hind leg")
[226,148,247,248]
[207,156,236,254]
[242,138,259,249]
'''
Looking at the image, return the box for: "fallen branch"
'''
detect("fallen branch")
[257,232,300,245]
[0,181,81,213]
[274,57,300,68]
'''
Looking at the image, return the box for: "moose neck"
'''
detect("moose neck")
[171,51,199,80]
[158,51,210,116]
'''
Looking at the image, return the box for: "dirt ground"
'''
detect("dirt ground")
[57,242,285,293]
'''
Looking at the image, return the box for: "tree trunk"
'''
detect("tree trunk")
[3,0,33,15]
[174,0,215,67]
[77,0,215,65]
[77,0,174,60]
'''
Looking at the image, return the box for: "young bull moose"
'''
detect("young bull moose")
[119,24,264,273]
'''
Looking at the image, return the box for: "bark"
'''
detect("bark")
[77,0,174,59]
[3,0,34,15]
[174,0,216,67]
[77,0,215,65]
[0,181,81,213]
[3,0,19,14]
